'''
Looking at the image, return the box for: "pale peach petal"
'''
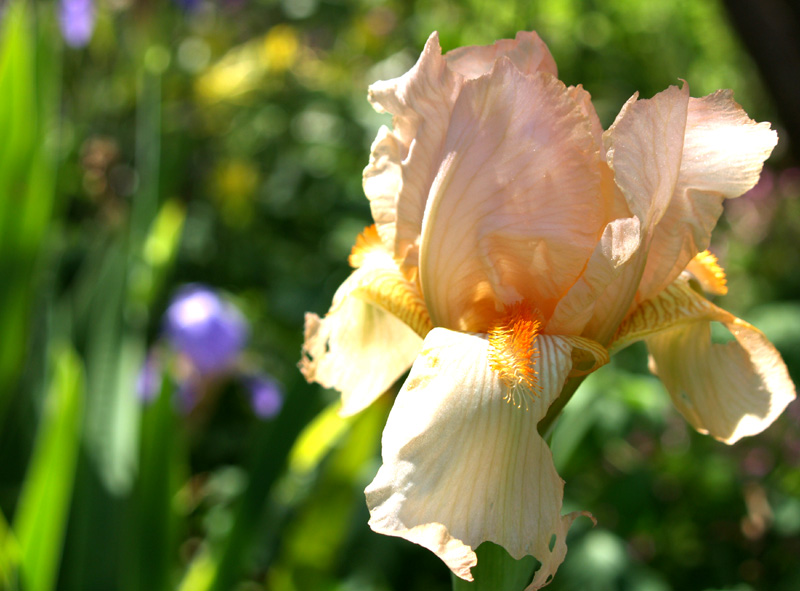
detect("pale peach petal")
[362,126,405,255]
[301,310,416,416]
[605,84,689,229]
[610,278,795,443]
[610,278,717,351]
[444,30,558,79]
[418,61,605,332]
[365,32,563,270]
[366,328,596,585]
[648,318,795,444]
[366,33,462,267]
[300,247,429,416]
[567,84,604,151]
[547,216,642,343]
[636,91,778,299]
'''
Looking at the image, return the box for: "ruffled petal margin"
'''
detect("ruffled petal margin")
[300,237,431,416]
[611,278,795,443]
[366,328,602,587]
[636,90,777,300]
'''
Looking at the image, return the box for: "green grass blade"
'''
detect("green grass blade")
[0,508,21,590]
[126,379,183,591]
[13,345,86,591]
[0,1,58,425]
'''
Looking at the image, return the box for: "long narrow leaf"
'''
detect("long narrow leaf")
[125,378,182,591]
[13,345,85,591]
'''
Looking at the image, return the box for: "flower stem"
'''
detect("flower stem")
[451,542,538,591]
[537,375,587,440]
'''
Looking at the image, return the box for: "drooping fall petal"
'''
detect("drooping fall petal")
[418,60,606,332]
[611,278,795,443]
[300,235,431,416]
[365,328,603,586]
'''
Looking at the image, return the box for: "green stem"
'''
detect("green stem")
[451,542,538,591]
[537,375,587,440]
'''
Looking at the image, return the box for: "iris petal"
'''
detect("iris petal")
[366,328,599,586]
[610,278,795,443]
[419,61,605,332]
[637,90,777,300]
[300,243,429,416]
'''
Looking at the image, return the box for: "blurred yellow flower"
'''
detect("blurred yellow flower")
[196,25,299,103]
[301,31,796,589]
[260,24,299,73]
[211,159,258,226]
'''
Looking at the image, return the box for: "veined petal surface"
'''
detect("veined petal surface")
[419,61,606,332]
[547,215,642,343]
[366,328,596,587]
[300,244,429,416]
[611,279,795,443]
[365,32,565,270]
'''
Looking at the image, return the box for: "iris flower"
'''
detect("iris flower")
[301,31,796,588]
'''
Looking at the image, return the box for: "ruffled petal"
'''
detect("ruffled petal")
[636,91,777,299]
[567,84,605,151]
[366,32,462,266]
[365,31,565,270]
[366,328,597,586]
[610,278,795,443]
[300,238,431,416]
[418,61,605,332]
[605,83,689,229]
[362,126,405,255]
[444,30,557,79]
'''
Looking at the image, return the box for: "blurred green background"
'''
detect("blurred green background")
[1,0,799,590]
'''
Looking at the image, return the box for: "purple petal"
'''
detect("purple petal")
[59,0,95,48]
[246,375,283,419]
[164,284,249,375]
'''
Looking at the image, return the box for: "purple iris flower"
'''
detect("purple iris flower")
[164,284,249,375]
[58,0,96,48]
[245,374,283,419]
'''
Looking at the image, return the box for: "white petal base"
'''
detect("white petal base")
[366,328,596,587]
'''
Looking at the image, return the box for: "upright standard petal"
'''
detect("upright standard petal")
[365,31,563,270]
[547,216,642,343]
[605,83,689,230]
[418,61,605,332]
[366,328,600,587]
[365,33,462,267]
[611,279,795,443]
[636,91,778,300]
[444,30,557,79]
[300,231,431,416]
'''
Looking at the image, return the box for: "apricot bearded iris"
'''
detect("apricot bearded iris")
[300,31,796,589]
